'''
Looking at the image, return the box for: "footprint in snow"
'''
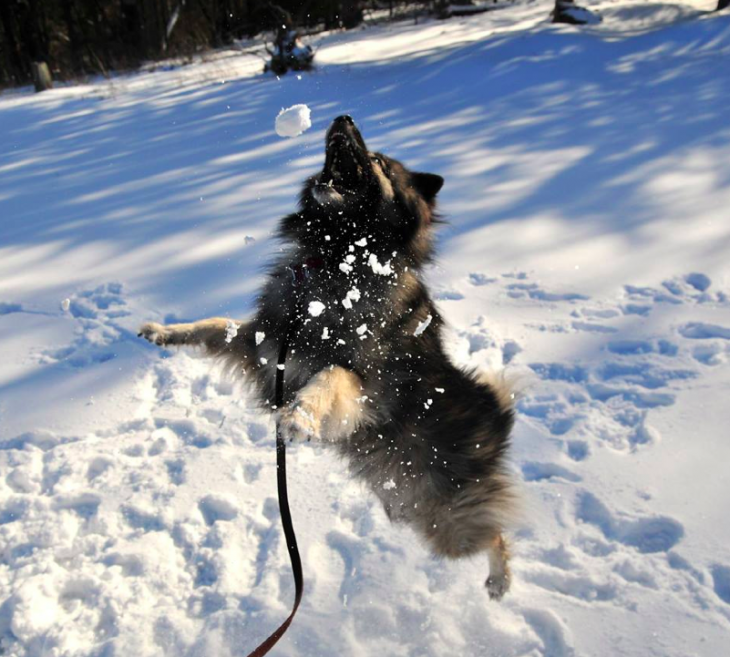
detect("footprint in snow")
[523,567,618,603]
[154,418,214,449]
[65,282,129,320]
[690,342,729,366]
[507,282,589,303]
[198,494,238,526]
[525,327,700,452]
[456,316,522,367]
[121,504,167,532]
[434,289,465,301]
[678,322,730,340]
[187,590,226,616]
[566,440,589,462]
[575,490,684,554]
[326,530,368,604]
[710,564,730,605]
[39,282,129,368]
[621,273,728,314]
[165,459,186,486]
[571,320,618,334]
[0,302,23,315]
[468,272,498,286]
[522,607,577,657]
[521,461,582,483]
[53,492,102,519]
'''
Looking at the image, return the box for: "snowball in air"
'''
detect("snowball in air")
[309,300,326,317]
[61,298,71,312]
[275,104,312,138]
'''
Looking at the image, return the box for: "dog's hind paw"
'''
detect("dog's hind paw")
[138,322,173,346]
[277,403,321,443]
[486,571,511,601]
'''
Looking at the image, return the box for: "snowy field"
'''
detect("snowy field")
[1,1,730,655]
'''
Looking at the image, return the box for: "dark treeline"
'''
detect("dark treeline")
[0,0,412,87]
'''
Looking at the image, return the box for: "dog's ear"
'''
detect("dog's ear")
[412,172,444,202]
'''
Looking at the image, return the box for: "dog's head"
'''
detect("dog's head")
[309,115,443,209]
[284,116,444,261]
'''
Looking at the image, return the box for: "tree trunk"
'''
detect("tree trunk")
[62,0,83,75]
[0,1,28,83]
[340,0,363,29]
[32,61,53,91]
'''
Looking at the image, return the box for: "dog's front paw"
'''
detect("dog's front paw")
[138,322,173,346]
[277,403,321,443]
[486,570,511,602]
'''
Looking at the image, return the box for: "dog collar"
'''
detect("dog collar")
[289,256,325,286]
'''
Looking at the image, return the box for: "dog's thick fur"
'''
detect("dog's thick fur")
[140,116,517,599]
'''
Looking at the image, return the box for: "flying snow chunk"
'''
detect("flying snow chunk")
[342,287,361,309]
[225,320,240,343]
[309,301,326,317]
[356,324,368,335]
[61,298,71,312]
[255,331,265,345]
[383,479,396,490]
[414,315,433,337]
[275,104,312,138]
[369,253,393,276]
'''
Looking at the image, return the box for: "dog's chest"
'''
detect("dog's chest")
[288,251,402,355]
[252,248,413,400]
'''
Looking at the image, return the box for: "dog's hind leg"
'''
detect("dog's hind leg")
[139,318,246,356]
[485,533,512,601]
[278,367,369,443]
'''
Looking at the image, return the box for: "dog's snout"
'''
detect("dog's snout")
[333,114,355,126]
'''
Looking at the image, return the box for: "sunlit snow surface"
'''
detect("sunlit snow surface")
[1,1,730,656]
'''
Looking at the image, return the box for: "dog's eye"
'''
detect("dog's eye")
[370,156,382,167]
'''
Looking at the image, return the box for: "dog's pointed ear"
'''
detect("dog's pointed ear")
[412,172,444,202]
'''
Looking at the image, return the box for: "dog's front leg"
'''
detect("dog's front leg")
[278,367,368,443]
[138,318,245,356]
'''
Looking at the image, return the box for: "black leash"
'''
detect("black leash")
[246,320,303,657]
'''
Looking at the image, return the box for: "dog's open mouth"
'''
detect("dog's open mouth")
[314,116,370,203]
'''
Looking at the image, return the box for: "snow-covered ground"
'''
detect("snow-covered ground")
[1,1,730,655]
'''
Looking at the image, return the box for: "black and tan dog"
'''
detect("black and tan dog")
[139,115,517,599]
